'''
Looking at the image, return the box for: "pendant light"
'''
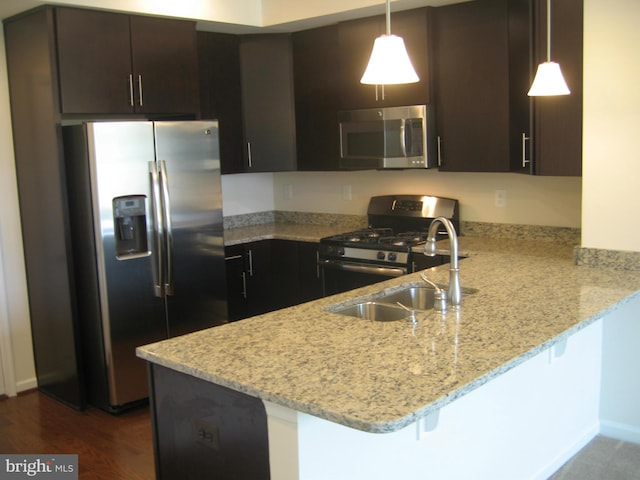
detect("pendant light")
[528,0,570,96]
[360,0,419,85]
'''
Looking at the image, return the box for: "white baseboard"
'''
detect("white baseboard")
[15,376,37,394]
[600,420,640,445]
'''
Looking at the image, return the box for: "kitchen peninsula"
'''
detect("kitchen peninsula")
[137,234,640,480]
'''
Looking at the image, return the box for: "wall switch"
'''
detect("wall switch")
[494,190,507,208]
[342,184,352,201]
[283,184,293,200]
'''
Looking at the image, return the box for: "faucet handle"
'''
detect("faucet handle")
[420,272,441,292]
[420,273,447,313]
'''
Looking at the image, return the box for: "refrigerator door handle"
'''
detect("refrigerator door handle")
[149,161,165,297]
[159,160,174,296]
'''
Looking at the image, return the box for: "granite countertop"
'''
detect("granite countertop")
[223,222,349,245]
[137,235,640,433]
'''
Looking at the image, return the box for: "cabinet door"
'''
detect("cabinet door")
[268,240,302,310]
[338,8,432,110]
[432,0,512,172]
[243,240,274,316]
[224,245,250,321]
[56,8,133,114]
[130,15,198,114]
[530,0,583,176]
[197,32,245,174]
[293,25,341,171]
[240,35,297,172]
[297,241,323,302]
[150,364,270,480]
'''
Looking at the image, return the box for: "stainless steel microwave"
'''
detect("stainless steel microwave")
[338,104,430,169]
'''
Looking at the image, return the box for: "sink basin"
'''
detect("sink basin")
[376,286,437,311]
[327,284,477,321]
[331,302,410,322]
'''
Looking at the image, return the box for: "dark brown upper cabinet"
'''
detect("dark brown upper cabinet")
[56,7,198,115]
[338,7,433,110]
[432,0,516,172]
[292,24,341,171]
[197,31,244,174]
[239,34,297,172]
[528,0,583,176]
[432,0,582,175]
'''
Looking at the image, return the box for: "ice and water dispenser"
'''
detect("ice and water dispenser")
[113,195,150,259]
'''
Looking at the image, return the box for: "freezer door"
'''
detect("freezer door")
[154,121,228,337]
[87,121,168,408]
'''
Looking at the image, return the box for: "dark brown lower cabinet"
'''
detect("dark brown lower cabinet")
[225,240,322,321]
[149,364,270,480]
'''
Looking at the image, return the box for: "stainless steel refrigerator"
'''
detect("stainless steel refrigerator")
[63,120,227,412]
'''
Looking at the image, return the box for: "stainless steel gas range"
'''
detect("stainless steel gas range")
[318,195,459,296]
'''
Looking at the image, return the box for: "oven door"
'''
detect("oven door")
[319,259,407,296]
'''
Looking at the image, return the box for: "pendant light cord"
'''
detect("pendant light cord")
[385,0,391,35]
[546,0,551,62]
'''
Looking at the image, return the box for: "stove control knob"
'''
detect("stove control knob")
[337,247,345,256]
[376,251,386,260]
[388,252,397,261]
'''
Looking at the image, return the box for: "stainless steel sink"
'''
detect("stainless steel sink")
[376,286,437,311]
[328,284,477,321]
[330,302,411,322]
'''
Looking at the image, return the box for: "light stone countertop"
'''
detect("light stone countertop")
[137,235,640,433]
[223,222,357,245]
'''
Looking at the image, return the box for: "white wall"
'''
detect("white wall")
[1,0,263,29]
[600,295,640,443]
[581,0,640,252]
[0,26,36,394]
[221,173,276,216]
[272,170,582,227]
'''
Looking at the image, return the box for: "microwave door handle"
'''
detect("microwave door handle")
[399,119,407,157]
[406,119,415,155]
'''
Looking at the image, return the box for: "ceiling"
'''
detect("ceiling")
[0,0,471,33]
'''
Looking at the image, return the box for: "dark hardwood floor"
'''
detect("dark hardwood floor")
[0,390,155,479]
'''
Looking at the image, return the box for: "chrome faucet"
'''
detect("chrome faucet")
[424,217,461,307]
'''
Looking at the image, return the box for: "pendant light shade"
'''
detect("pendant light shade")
[361,35,419,85]
[528,0,570,96]
[360,0,419,85]
[528,61,570,96]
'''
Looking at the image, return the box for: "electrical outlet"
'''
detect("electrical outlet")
[193,418,220,449]
[495,190,507,208]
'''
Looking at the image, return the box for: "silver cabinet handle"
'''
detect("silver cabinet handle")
[149,161,164,297]
[247,142,253,168]
[522,132,531,167]
[247,249,254,276]
[138,74,144,107]
[129,74,135,107]
[437,136,443,167]
[159,160,173,295]
[241,271,247,299]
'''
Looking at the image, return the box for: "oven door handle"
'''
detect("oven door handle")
[318,259,407,277]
